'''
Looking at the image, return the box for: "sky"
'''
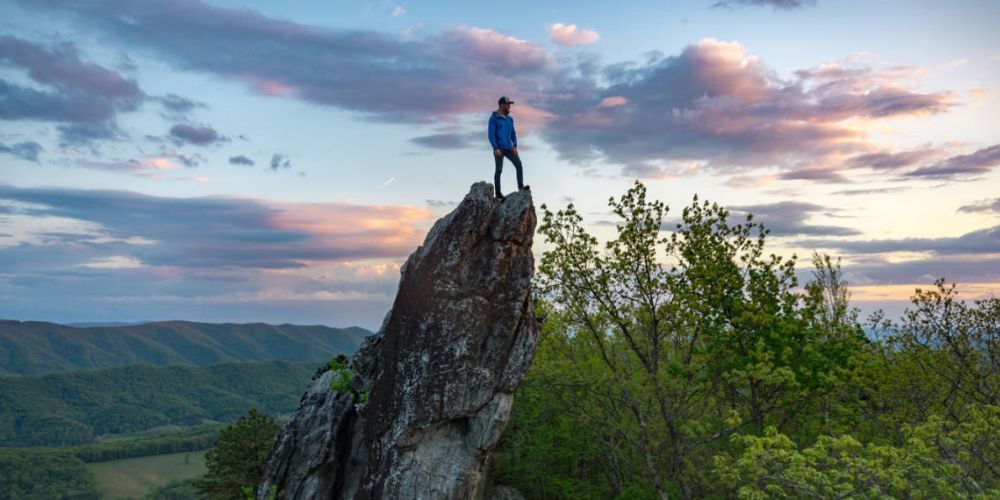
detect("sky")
[0,0,997,330]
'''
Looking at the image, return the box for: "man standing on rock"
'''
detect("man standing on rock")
[488,96,529,201]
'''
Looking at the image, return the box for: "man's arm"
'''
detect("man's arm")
[511,117,517,148]
[487,116,498,150]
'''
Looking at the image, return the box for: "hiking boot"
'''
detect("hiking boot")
[496,192,505,201]
[520,185,530,191]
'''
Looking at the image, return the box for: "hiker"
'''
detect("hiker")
[488,96,529,200]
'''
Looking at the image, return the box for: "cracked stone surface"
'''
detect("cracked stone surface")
[258,182,539,500]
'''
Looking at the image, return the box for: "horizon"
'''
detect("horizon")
[1,0,997,331]
[0,318,372,329]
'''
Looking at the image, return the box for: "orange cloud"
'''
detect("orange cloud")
[851,282,1000,302]
[268,201,435,262]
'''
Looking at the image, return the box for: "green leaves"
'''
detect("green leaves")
[500,182,998,498]
[714,405,1000,498]
[523,182,846,496]
[193,408,279,500]
[327,355,353,393]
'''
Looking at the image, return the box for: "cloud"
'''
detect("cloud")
[539,38,954,175]
[958,198,1000,215]
[548,23,600,46]
[0,184,435,271]
[74,157,180,175]
[599,96,627,107]
[56,122,124,146]
[0,183,449,327]
[409,133,478,149]
[270,154,291,170]
[728,201,861,237]
[845,146,940,171]
[0,35,143,145]
[169,123,223,146]
[0,141,42,162]
[159,149,203,168]
[712,0,817,9]
[832,186,910,196]
[790,225,1000,288]
[795,225,1000,256]
[14,1,960,179]
[903,144,1000,179]
[780,167,849,183]
[0,36,142,103]
[157,93,205,114]
[229,155,255,166]
[621,162,700,180]
[21,0,554,123]
[838,256,1000,287]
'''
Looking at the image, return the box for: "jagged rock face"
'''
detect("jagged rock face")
[259,183,539,499]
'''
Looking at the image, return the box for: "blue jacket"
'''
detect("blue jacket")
[488,111,517,150]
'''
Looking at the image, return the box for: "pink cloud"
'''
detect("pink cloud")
[507,103,555,135]
[446,27,553,73]
[541,38,957,178]
[249,77,298,97]
[599,96,627,107]
[548,23,600,46]
[267,201,435,262]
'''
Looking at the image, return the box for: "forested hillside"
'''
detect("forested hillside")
[0,361,320,447]
[0,320,369,375]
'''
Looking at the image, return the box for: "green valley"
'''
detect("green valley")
[0,360,320,447]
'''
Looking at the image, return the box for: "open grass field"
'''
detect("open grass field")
[87,450,207,499]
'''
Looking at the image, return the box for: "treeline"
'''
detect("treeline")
[0,360,317,447]
[66,423,222,463]
[0,429,215,499]
[0,419,275,498]
[492,183,999,498]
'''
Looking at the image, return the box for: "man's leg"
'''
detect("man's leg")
[505,150,524,190]
[494,152,504,197]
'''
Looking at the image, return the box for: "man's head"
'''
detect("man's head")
[497,96,514,114]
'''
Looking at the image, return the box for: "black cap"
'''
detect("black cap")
[498,96,515,105]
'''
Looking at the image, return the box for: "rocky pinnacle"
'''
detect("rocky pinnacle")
[258,182,539,499]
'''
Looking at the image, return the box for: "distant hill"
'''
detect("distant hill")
[0,320,370,376]
[0,360,322,447]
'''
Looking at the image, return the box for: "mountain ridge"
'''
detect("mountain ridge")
[0,320,370,376]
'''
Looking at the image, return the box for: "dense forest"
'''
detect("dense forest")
[0,320,369,375]
[0,448,99,499]
[492,182,999,499]
[0,361,318,446]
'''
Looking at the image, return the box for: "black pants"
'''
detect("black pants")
[494,149,524,195]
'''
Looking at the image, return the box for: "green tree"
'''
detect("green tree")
[714,404,1000,498]
[849,281,1000,445]
[493,302,617,498]
[780,253,871,442]
[519,181,863,498]
[496,182,996,498]
[193,408,280,499]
